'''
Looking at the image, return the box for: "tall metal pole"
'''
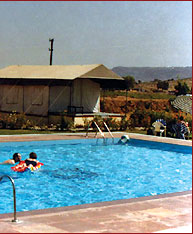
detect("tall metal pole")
[49,38,54,65]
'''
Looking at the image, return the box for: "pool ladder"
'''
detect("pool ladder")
[86,121,114,144]
[0,175,19,222]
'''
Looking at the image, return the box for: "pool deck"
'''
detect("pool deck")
[0,132,192,233]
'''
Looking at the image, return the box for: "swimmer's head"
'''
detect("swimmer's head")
[29,152,37,159]
[13,153,21,162]
[120,135,130,143]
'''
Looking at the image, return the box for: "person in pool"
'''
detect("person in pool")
[0,153,21,165]
[24,152,39,167]
[11,152,42,172]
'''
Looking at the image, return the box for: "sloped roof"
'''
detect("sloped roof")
[171,95,192,115]
[0,64,123,80]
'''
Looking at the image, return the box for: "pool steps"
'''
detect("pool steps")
[86,120,114,144]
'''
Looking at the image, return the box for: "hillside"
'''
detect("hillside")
[112,66,192,82]
[135,77,192,93]
[101,77,192,127]
[102,96,171,116]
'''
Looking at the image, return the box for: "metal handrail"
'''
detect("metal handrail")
[103,122,114,143]
[93,121,107,145]
[93,121,105,139]
[86,121,114,144]
[0,175,18,222]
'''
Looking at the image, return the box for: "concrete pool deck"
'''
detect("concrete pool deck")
[0,132,192,233]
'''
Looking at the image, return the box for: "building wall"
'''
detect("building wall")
[23,86,49,116]
[0,79,100,117]
[0,85,23,113]
[72,79,100,113]
[0,84,49,116]
[82,79,100,113]
[49,85,70,113]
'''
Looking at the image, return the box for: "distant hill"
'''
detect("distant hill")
[112,66,192,82]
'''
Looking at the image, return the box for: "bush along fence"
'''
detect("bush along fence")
[0,111,191,139]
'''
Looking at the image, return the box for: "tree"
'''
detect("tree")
[157,80,169,90]
[123,75,135,90]
[123,75,135,115]
[174,81,190,96]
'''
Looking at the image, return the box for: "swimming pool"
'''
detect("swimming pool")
[0,138,192,214]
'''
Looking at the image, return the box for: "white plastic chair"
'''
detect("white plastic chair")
[152,122,166,137]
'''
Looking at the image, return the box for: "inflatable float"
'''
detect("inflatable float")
[117,135,130,145]
[11,161,44,173]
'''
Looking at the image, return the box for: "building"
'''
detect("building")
[0,64,125,126]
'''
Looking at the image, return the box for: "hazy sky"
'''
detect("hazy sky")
[0,1,192,69]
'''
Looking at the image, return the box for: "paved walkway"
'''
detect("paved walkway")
[0,191,192,233]
[0,133,192,233]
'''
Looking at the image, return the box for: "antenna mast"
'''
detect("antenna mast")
[49,38,54,65]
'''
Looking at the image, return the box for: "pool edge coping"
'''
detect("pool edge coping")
[0,190,191,220]
[0,132,192,146]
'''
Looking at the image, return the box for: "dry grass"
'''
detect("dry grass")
[136,77,192,92]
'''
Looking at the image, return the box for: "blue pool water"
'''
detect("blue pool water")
[0,138,192,214]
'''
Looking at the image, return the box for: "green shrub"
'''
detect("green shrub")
[83,118,92,131]
[89,116,122,132]
[149,111,165,124]
[119,116,130,131]
[103,117,120,131]
[1,111,34,129]
[127,92,175,100]
[130,109,151,128]
[130,109,178,130]
[175,81,190,95]
[60,114,73,131]
[16,113,34,129]
[101,89,175,100]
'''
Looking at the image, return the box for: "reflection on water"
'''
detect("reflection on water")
[40,167,99,180]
